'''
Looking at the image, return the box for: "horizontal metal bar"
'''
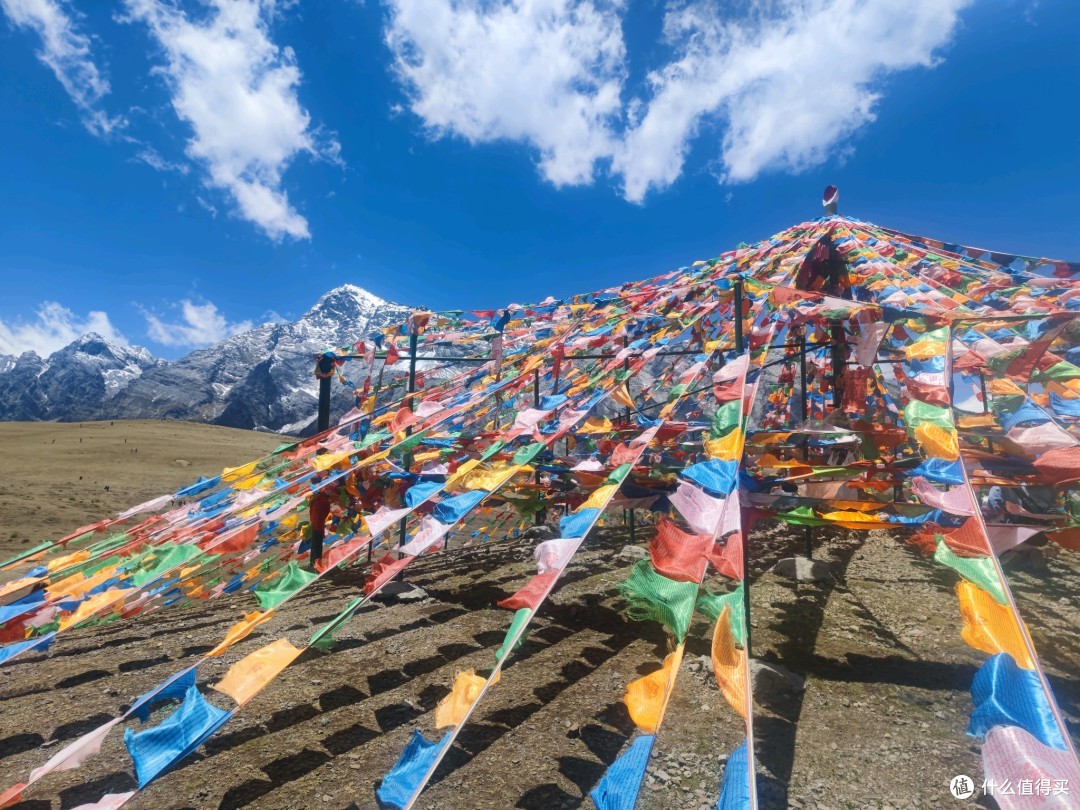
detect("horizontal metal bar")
[314,353,491,362]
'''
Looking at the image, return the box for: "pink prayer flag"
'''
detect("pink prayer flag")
[853,322,889,366]
[982,725,1079,810]
[985,524,1044,556]
[364,507,412,537]
[512,408,550,432]
[116,495,173,520]
[69,792,135,810]
[29,720,120,782]
[399,517,451,556]
[1007,422,1078,455]
[911,477,978,516]
[534,539,581,574]
[669,481,725,536]
[715,353,749,382]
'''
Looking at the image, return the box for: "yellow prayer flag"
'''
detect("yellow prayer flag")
[704,429,743,462]
[444,458,481,490]
[914,422,960,461]
[312,450,353,472]
[579,417,613,434]
[580,484,619,511]
[222,460,259,482]
[905,340,946,360]
[47,550,90,573]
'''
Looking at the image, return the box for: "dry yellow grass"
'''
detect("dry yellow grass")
[0,420,283,557]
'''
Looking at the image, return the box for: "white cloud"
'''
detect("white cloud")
[0,302,127,357]
[383,0,970,201]
[132,146,189,174]
[122,0,339,240]
[142,299,254,348]
[383,0,626,186]
[614,0,972,201]
[0,0,124,135]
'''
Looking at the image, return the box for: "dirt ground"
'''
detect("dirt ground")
[0,423,1078,809]
[0,421,283,559]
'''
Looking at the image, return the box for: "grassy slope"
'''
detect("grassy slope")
[0,420,284,558]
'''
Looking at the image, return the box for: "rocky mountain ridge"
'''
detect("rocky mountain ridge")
[0,285,413,434]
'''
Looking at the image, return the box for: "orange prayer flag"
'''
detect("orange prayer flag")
[212,638,301,707]
[611,383,635,409]
[711,606,747,718]
[209,610,275,657]
[956,581,1034,670]
[623,646,684,733]
[0,577,44,601]
[435,669,498,728]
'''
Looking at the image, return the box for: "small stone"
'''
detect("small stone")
[771,556,835,582]
[750,660,805,695]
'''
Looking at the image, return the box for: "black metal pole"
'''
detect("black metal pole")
[316,354,335,433]
[980,372,994,453]
[830,320,844,412]
[799,329,809,424]
[733,279,744,353]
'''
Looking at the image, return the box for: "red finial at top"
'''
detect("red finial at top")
[823,185,839,215]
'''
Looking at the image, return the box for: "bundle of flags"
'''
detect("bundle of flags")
[2,212,1079,809]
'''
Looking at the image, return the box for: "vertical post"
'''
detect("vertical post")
[533,369,545,527]
[733,278,744,353]
[980,372,994,453]
[830,320,844,412]
[316,354,335,433]
[804,525,814,560]
[799,328,809,424]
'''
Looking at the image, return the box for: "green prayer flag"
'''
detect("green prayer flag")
[495,608,531,662]
[710,401,741,438]
[254,560,318,610]
[130,543,204,587]
[481,440,506,461]
[903,399,953,431]
[934,538,1007,604]
[619,560,698,642]
[696,583,746,647]
[512,442,546,465]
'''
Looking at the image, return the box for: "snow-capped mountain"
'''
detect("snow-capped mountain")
[0,285,413,434]
[0,334,164,422]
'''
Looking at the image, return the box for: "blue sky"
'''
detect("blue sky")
[0,0,1077,360]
